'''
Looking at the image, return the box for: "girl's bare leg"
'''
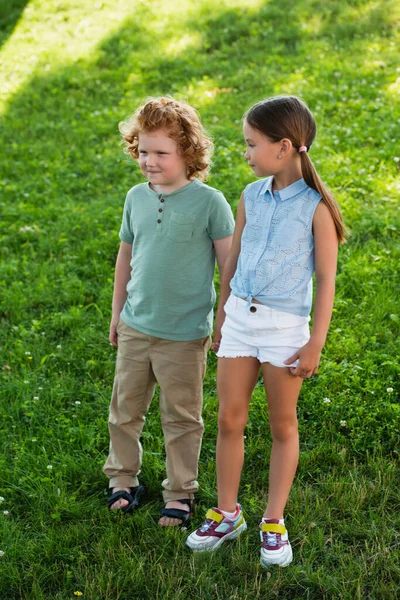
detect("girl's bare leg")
[261,363,303,518]
[216,357,260,512]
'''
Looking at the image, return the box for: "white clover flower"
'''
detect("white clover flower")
[31,439,37,442]
[3,511,9,515]
[56,345,62,349]
[394,157,400,163]
[33,396,39,401]
[47,465,53,470]
[75,401,81,405]
[323,398,331,404]
[340,420,347,427]
[387,387,394,393]
[25,351,31,355]
[0,551,4,557]
[0,497,4,503]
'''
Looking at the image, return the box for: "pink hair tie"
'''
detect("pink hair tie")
[298,146,308,153]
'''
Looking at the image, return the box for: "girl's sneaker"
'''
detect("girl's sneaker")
[186,505,247,552]
[260,518,293,567]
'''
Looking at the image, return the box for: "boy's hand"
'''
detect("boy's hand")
[109,317,119,347]
[212,308,226,353]
[284,340,322,378]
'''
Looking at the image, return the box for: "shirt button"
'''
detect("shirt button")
[157,219,161,224]
[160,198,165,203]
[250,306,257,313]
[158,208,163,212]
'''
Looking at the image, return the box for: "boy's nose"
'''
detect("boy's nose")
[146,155,156,166]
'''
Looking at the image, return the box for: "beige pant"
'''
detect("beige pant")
[103,319,211,502]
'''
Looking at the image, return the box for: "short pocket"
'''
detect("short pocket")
[271,308,309,330]
[223,294,235,313]
[166,211,195,242]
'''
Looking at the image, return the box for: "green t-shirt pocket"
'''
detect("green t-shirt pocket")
[167,211,195,242]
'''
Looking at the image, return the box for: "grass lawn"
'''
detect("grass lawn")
[0,0,399,598]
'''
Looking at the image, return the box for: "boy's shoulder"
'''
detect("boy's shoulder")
[126,181,150,198]
[190,178,226,199]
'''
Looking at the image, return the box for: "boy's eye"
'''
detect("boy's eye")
[139,150,147,155]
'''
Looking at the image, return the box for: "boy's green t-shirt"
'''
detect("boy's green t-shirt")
[119,179,235,341]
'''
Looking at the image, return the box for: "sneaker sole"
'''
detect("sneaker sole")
[260,544,293,568]
[186,521,247,552]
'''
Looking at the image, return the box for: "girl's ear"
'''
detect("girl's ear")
[280,138,293,157]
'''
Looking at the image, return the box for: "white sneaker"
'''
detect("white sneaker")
[186,505,247,552]
[260,518,293,567]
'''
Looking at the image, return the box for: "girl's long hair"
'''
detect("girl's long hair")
[245,95,347,243]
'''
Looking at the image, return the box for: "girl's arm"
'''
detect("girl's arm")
[110,241,132,347]
[285,201,338,377]
[212,192,246,351]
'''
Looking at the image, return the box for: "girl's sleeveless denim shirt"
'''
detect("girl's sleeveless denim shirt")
[230,177,321,317]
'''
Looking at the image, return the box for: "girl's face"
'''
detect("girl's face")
[138,129,189,191]
[243,121,281,177]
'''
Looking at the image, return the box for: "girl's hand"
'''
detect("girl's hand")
[109,317,119,347]
[284,340,322,378]
[212,308,226,353]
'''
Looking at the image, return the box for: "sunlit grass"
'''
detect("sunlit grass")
[0,0,399,598]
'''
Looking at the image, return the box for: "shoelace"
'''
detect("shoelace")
[200,519,215,532]
[266,531,278,546]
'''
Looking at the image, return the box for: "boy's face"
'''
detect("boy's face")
[138,129,189,190]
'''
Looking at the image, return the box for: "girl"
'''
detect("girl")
[186,95,346,566]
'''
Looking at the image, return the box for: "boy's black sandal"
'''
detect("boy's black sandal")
[159,498,194,527]
[107,485,147,513]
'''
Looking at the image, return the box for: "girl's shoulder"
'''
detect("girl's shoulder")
[306,186,322,203]
[243,177,272,201]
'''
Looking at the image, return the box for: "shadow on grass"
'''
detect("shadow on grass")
[0,0,30,48]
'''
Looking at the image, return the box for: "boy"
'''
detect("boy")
[103,97,235,526]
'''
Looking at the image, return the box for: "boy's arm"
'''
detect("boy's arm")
[212,192,246,351]
[214,235,233,279]
[110,241,132,347]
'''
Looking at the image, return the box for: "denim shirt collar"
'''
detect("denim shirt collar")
[261,177,308,201]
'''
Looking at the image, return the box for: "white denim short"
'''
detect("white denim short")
[217,294,310,368]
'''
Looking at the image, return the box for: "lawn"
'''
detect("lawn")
[0,0,399,598]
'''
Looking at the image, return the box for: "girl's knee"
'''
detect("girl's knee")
[218,411,247,435]
[270,420,298,443]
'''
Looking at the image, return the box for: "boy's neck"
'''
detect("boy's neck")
[150,176,192,195]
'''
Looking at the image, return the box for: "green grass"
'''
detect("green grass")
[0,0,399,598]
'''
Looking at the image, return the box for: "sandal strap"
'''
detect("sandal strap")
[107,485,146,511]
[107,490,133,507]
[159,507,191,521]
[176,498,194,509]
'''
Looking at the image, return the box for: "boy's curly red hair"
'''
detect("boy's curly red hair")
[119,97,213,181]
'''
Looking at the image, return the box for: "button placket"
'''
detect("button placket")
[157,195,165,226]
